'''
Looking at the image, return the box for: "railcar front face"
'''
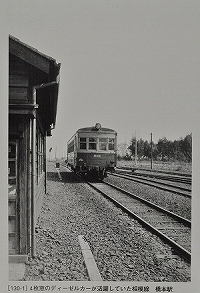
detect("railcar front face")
[76,131,117,173]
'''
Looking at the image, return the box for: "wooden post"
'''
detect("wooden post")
[31,88,36,257]
[44,135,47,194]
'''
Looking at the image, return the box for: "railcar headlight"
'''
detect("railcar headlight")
[95,123,101,130]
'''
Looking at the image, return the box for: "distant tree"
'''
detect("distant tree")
[166,140,174,160]
[128,137,145,160]
[128,137,136,157]
[117,142,131,160]
[127,133,192,163]
[152,143,158,160]
[157,137,168,160]
[137,138,145,159]
[179,134,192,162]
[172,140,181,161]
[143,140,151,159]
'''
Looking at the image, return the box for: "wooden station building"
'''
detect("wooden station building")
[8,35,61,263]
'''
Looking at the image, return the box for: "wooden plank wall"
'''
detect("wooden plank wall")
[9,57,29,103]
[8,118,30,255]
[9,54,48,256]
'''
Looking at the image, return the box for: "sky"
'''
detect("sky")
[3,0,200,158]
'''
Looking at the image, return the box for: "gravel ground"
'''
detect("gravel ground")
[23,163,191,281]
[105,175,191,220]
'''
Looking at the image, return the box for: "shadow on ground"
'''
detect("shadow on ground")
[47,171,83,183]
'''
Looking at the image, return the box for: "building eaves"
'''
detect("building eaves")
[9,35,56,62]
[9,35,59,75]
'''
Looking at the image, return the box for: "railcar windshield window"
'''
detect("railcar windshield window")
[99,138,107,150]
[108,138,115,150]
[80,137,86,149]
[89,137,97,150]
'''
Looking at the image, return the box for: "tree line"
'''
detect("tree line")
[119,134,192,163]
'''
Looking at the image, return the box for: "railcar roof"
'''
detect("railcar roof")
[77,127,116,133]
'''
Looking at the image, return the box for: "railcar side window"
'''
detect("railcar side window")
[108,138,115,150]
[80,137,86,149]
[99,138,107,150]
[89,138,97,150]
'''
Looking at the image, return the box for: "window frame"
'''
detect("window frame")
[36,128,45,182]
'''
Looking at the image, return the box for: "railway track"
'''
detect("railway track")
[87,180,191,263]
[117,168,192,185]
[108,171,192,198]
[134,172,191,185]
[60,163,191,262]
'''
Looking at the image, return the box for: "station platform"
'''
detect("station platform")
[8,162,102,281]
[9,255,28,281]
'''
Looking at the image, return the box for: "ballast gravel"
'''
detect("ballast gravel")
[23,163,190,281]
[104,175,191,220]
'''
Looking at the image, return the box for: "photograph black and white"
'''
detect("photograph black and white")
[1,1,200,292]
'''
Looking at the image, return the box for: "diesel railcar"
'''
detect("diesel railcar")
[67,123,117,180]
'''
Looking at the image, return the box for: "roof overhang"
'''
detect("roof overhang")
[9,35,61,131]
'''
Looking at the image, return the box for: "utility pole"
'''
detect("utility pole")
[49,147,52,161]
[55,146,57,160]
[135,131,137,166]
[150,133,153,169]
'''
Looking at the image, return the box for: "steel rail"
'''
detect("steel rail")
[60,163,191,262]
[108,172,192,198]
[134,173,192,184]
[105,181,191,227]
[87,181,191,263]
[61,163,191,225]
[116,168,192,185]
[117,167,192,178]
